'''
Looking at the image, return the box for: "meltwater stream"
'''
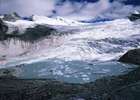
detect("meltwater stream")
[0,19,140,83]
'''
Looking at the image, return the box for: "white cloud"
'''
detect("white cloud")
[54,0,110,20]
[0,0,56,16]
[102,1,140,19]
[0,0,140,20]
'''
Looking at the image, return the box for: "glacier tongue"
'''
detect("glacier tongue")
[0,18,140,67]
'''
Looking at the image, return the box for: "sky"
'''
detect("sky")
[0,0,140,20]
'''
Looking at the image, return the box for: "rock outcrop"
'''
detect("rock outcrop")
[4,25,59,42]
[0,19,8,40]
[19,25,59,41]
[119,48,140,65]
[2,12,21,22]
[128,11,140,21]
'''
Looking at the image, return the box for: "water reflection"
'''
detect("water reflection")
[4,59,137,83]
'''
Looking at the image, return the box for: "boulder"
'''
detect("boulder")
[119,48,140,65]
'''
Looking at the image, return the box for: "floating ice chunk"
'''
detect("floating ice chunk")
[81,74,90,82]
[53,70,64,76]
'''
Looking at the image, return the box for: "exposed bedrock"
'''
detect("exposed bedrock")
[0,19,8,40]
[128,13,140,21]
[119,48,140,65]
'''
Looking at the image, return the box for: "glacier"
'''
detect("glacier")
[0,16,140,83]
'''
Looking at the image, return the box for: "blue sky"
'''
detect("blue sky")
[0,0,140,20]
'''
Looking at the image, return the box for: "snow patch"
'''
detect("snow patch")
[33,15,85,26]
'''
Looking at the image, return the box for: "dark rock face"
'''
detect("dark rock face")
[21,25,58,41]
[128,13,140,21]
[0,19,8,40]
[119,48,140,65]
[2,12,21,22]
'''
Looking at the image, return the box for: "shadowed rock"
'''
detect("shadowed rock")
[2,12,21,22]
[0,19,8,40]
[128,13,140,21]
[20,25,59,41]
[119,48,140,65]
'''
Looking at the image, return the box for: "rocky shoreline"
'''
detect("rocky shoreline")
[0,64,140,100]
